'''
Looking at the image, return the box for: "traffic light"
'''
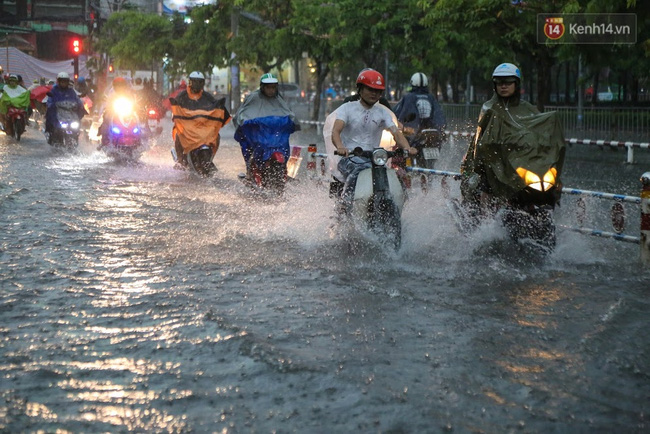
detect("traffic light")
[72,38,82,56]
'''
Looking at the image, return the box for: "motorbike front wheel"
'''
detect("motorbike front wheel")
[189,147,217,177]
[262,160,287,195]
[13,118,25,141]
[502,207,556,251]
[368,195,402,250]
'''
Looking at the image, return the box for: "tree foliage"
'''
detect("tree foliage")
[94,0,650,107]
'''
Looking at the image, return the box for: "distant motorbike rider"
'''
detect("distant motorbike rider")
[233,73,297,177]
[170,71,231,168]
[98,76,134,147]
[460,62,540,207]
[0,74,30,132]
[329,69,416,211]
[45,72,87,143]
[392,72,446,139]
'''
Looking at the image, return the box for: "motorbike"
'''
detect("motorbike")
[457,111,565,251]
[335,147,406,250]
[1,106,28,141]
[47,100,81,149]
[144,103,165,136]
[100,96,144,161]
[234,115,297,195]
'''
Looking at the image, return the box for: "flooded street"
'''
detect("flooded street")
[1,118,649,433]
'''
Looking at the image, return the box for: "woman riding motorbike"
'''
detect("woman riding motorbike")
[459,62,565,248]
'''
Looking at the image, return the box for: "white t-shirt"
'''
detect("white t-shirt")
[323,101,397,181]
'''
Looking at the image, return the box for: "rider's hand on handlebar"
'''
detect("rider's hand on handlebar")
[335,147,349,157]
[406,146,418,156]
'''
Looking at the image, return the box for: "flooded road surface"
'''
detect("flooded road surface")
[1,119,649,433]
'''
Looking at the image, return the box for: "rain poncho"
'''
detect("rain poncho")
[234,115,295,164]
[233,89,295,129]
[45,85,86,131]
[170,89,231,154]
[0,84,30,115]
[462,94,565,200]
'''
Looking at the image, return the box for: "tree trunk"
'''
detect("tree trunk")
[311,62,330,122]
[631,75,639,104]
[564,61,571,104]
[535,54,552,112]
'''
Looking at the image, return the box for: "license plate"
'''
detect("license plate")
[422,147,440,159]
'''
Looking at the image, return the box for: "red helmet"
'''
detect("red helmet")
[113,76,127,88]
[356,69,385,90]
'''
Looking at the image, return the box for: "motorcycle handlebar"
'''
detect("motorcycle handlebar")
[334,147,405,158]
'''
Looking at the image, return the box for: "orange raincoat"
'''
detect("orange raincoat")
[171,88,231,155]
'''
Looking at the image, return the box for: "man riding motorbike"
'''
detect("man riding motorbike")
[45,72,87,144]
[392,72,446,158]
[0,74,30,135]
[233,73,297,180]
[329,69,416,212]
[170,71,231,170]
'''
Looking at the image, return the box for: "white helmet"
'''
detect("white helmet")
[57,71,70,80]
[410,72,428,88]
[189,71,205,80]
[492,63,521,81]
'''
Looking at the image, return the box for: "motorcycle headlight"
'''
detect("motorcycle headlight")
[70,121,80,130]
[113,97,134,116]
[132,127,140,134]
[111,126,122,135]
[372,148,388,166]
[516,167,557,192]
[60,122,69,128]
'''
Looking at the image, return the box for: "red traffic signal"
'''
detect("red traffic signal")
[72,38,82,56]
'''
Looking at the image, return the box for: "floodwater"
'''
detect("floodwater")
[1,116,648,433]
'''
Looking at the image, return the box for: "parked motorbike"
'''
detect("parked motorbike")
[335,147,406,250]
[100,96,144,161]
[234,115,297,195]
[47,100,81,149]
[1,106,27,141]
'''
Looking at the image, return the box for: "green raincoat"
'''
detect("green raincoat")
[461,95,565,200]
[0,84,30,115]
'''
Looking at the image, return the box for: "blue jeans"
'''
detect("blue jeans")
[337,156,372,211]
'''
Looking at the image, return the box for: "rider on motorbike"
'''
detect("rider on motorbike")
[460,62,559,211]
[233,73,297,178]
[392,72,446,141]
[0,74,30,133]
[45,72,87,143]
[170,71,231,169]
[329,69,416,211]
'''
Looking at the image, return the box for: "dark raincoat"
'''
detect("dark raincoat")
[461,94,565,200]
